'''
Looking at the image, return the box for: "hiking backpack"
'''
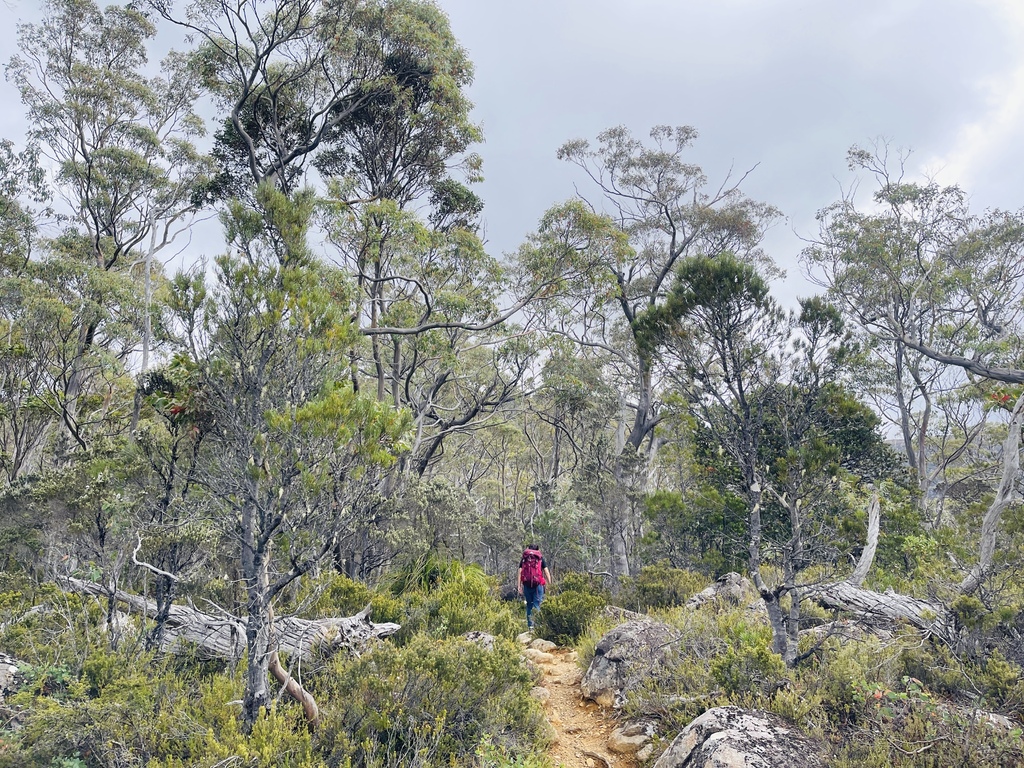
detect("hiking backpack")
[521,548,543,587]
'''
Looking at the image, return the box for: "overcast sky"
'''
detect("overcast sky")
[438,0,1024,303]
[3,0,1024,305]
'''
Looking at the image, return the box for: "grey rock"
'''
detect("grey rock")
[0,652,26,703]
[684,573,753,610]
[464,631,496,651]
[530,638,558,653]
[581,620,679,708]
[653,706,828,768]
[608,719,657,754]
[523,647,556,664]
[601,605,646,622]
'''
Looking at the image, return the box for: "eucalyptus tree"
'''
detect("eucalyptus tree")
[0,140,53,484]
[151,0,479,198]
[800,145,1024,525]
[8,0,211,453]
[645,254,898,665]
[525,126,779,576]
[803,144,1024,598]
[169,184,409,727]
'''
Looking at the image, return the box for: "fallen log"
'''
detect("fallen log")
[810,580,954,643]
[62,577,400,662]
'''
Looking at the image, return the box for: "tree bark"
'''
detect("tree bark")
[959,392,1024,596]
[849,493,880,588]
[812,580,954,644]
[62,577,400,662]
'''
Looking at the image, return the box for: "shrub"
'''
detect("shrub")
[316,634,547,767]
[532,572,609,646]
[295,572,404,626]
[620,564,709,612]
[392,558,518,642]
[710,642,787,697]
[533,590,605,646]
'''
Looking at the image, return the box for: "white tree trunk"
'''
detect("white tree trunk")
[959,392,1024,596]
[63,577,399,661]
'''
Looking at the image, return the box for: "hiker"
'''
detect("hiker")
[517,544,552,630]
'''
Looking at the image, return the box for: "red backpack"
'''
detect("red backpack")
[521,548,544,587]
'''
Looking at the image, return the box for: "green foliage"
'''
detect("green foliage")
[640,488,748,574]
[295,572,403,626]
[706,616,788,698]
[389,554,518,641]
[710,638,787,697]
[620,564,710,612]
[533,572,609,646]
[977,649,1024,713]
[476,736,553,768]
[832,673,1024,768]
[316,634,547,767]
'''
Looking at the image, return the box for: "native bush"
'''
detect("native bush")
[831,676,1024,768]
[533,571,609,645]
[294,572,404,626]
[315,633,548,767]
[619,564,708,611]
[389,555,518,641]
[617,604,792,732]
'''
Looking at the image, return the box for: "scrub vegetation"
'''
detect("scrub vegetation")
[1,1,1024,765]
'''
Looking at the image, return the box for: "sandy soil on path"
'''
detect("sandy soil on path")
[530,646,638,768]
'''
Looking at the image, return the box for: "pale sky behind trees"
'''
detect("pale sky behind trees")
[2,0,1024,304]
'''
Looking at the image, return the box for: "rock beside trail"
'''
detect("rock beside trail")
[653,706,829,768]
[607,719,657,754]
[530,638,558,653]
[523,647,556,664]
[464,631,496,650]
[601,605,646,622]
[581,620,678,708]
[685,572,753,610]
[0,652,26,703]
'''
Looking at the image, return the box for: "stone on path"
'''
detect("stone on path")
[530,685,551,704]
[529,638,557,652]
[653,706,828,768]
[522,647,556,664]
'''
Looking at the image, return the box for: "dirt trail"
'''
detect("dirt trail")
[526,644,638,768]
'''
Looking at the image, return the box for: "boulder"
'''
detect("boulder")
[653,706,828,768]
[685,572,753,610]
[464,631,496,651]
[529,638,558,653]
[522,647,556,665]
[581,620,679,708]
[601,605,646,622]
[0,652,26,703]
[607,718,657,754]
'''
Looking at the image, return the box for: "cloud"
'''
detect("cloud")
[925,0,1024,194]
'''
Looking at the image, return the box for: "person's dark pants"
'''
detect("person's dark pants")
[524,584,545,628]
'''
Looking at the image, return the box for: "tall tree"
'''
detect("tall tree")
[804,144,1024,599]
[9,0,210,452]
[526,126,779,576]
[170,184,409,727]
[0,140,53,484]
[646,255,898,665]
[801,144,1022,524]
